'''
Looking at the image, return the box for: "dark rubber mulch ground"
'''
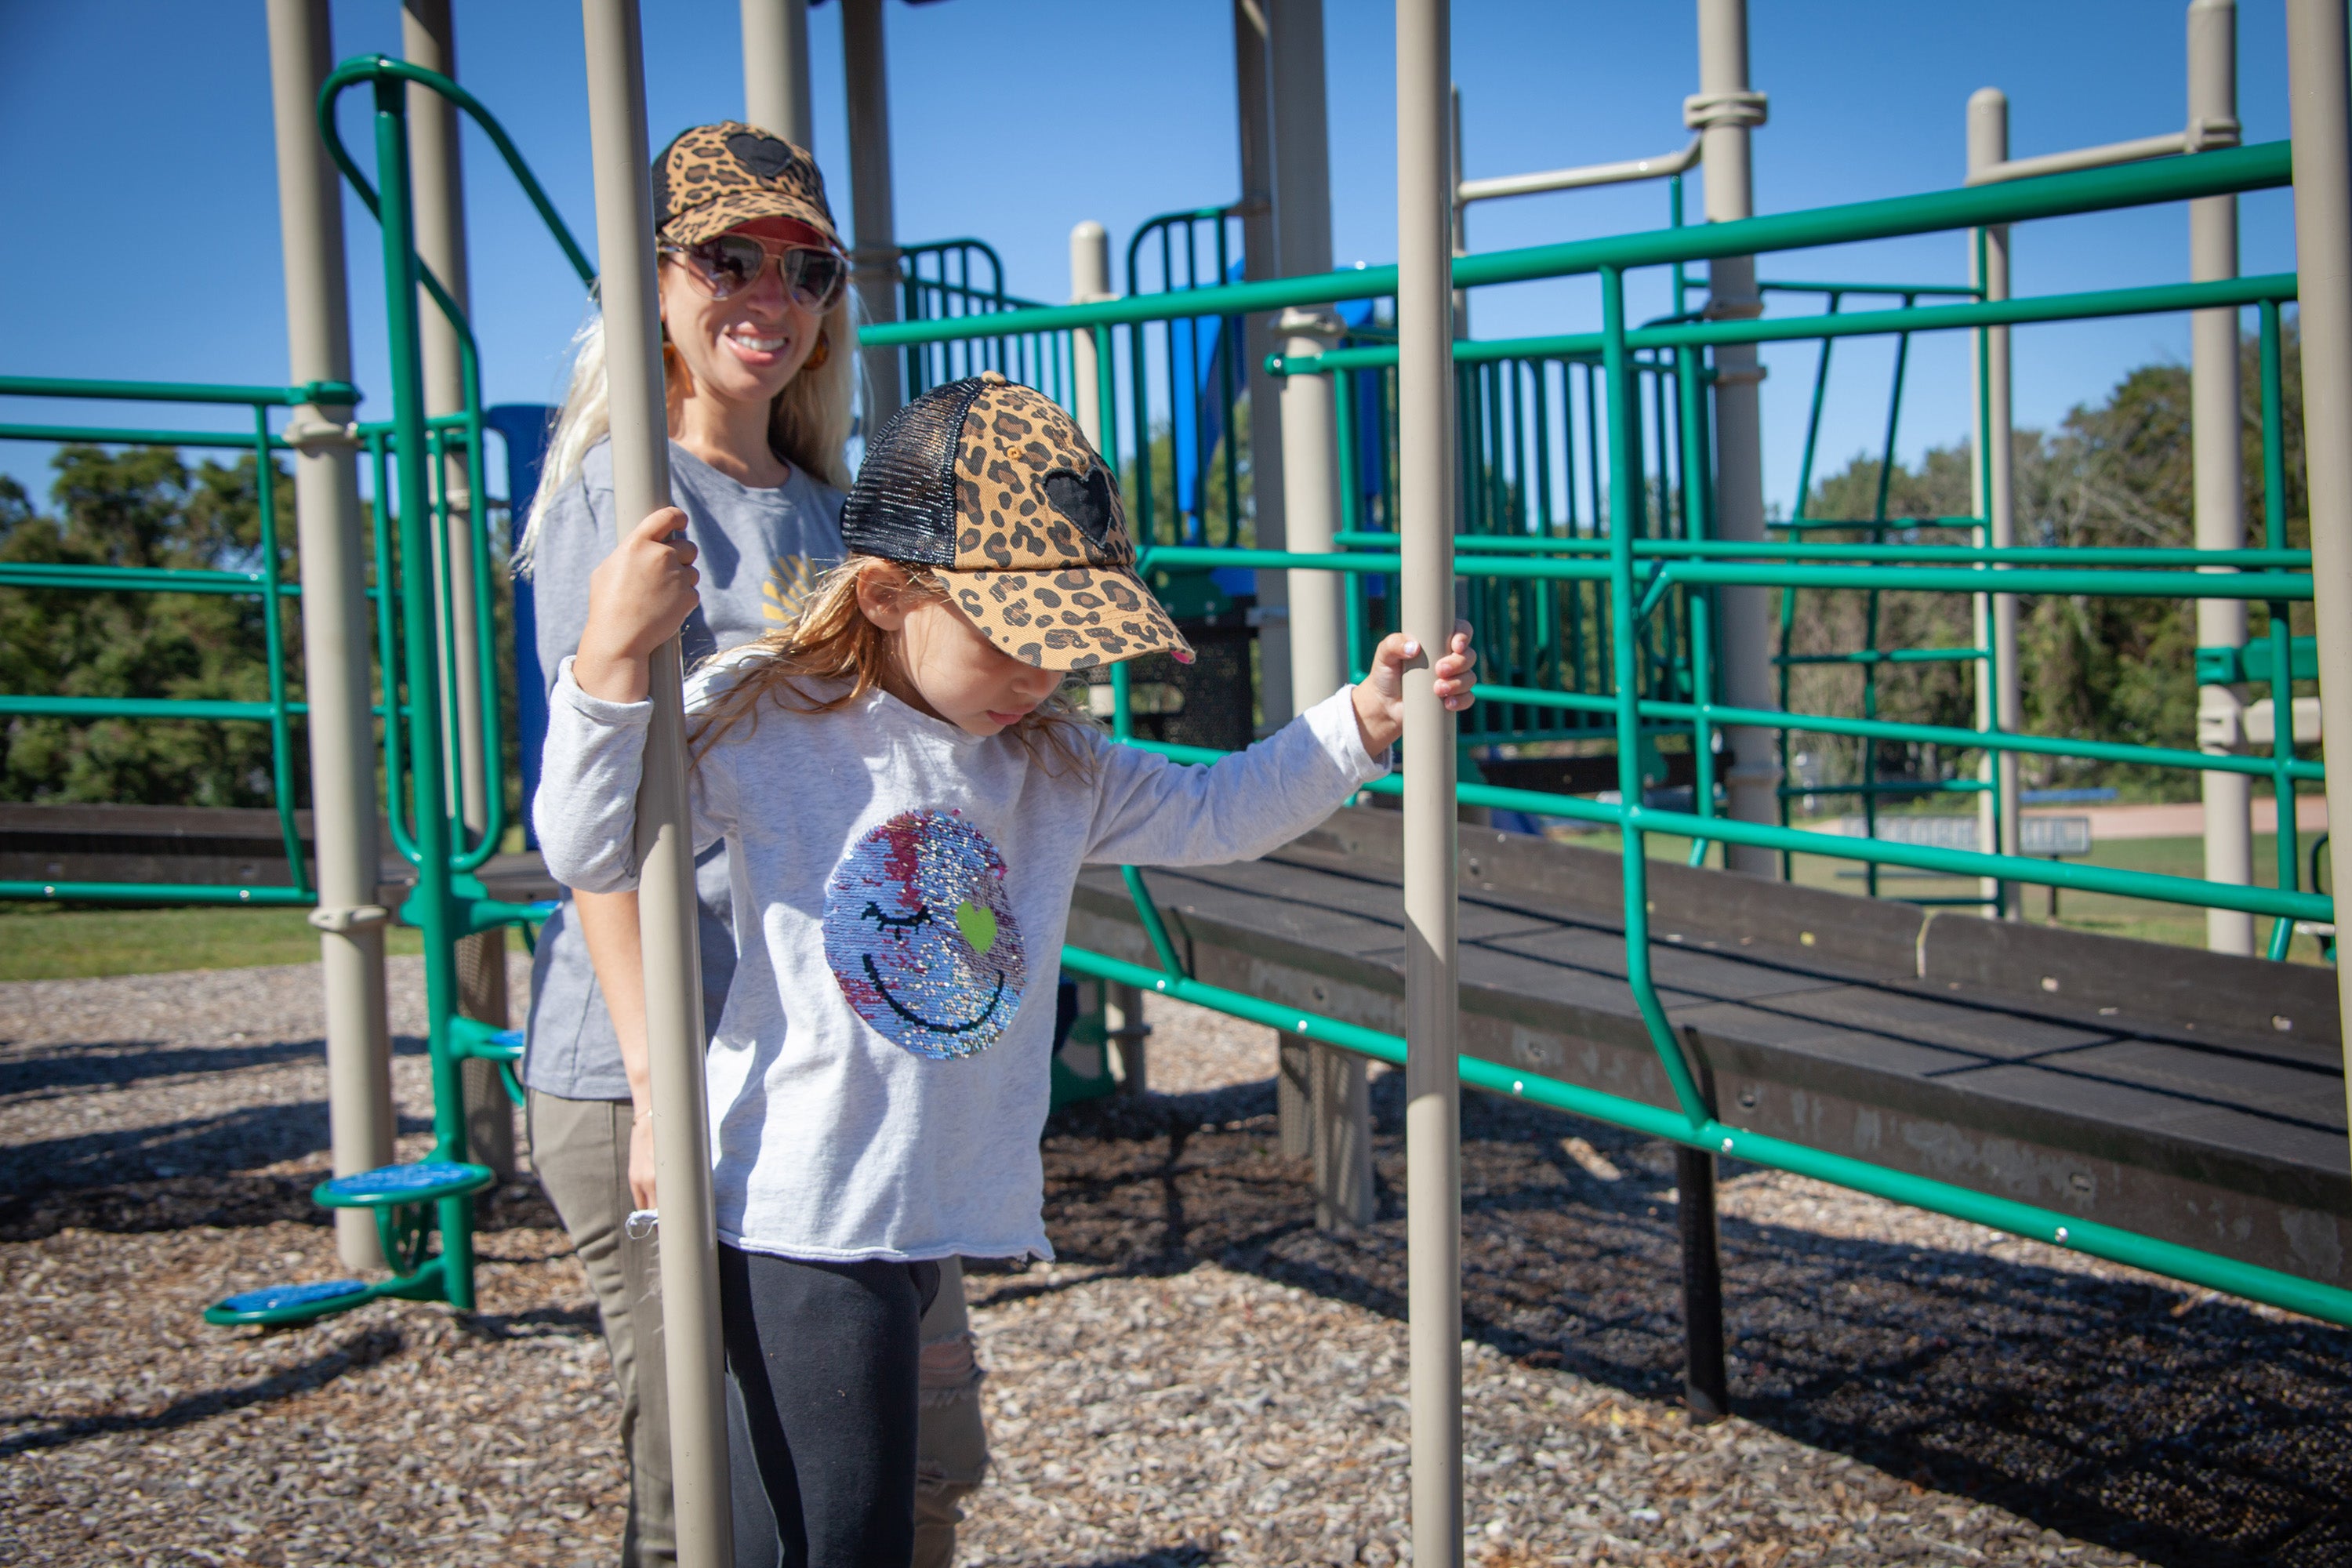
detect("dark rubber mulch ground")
[1020,1074,2352,1568]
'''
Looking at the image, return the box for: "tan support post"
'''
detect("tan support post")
[1449,84,1470,332]
[1234,0,1292,731]
[1068,220,1145,1094]
[741,0,813,147]
[1398,0,1463,1561]
[842,0,902,427]
[2282,0,2352,1130]
[403,0,514,1178]
[1069,220,1114,446]
[1269,0,1369,1228]
[2190,0,2256,953]
[268,0,394,1271]
[1692,0,1777,877]
[579,2,731,1559]
[1103,982,1149,1095]
[1967,89,2024,917]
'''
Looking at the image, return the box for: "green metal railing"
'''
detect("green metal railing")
[864,137,2346,1327]
[0,376,345,906]
[896,238,1074,401]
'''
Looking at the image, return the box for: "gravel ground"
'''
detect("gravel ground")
[4,967,2349,1567]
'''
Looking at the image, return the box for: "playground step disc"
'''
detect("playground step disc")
[202,1277,372,1328]
[313,1160,495,1209]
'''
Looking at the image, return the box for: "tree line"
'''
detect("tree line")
[1782,321,2310,802]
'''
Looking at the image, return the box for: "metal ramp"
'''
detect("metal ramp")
[1068,806,2349,1289]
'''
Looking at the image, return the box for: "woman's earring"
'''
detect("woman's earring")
[804,332,830,371]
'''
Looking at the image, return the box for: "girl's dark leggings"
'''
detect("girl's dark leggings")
[720,1244,942,1568]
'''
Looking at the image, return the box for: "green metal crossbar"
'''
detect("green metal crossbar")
[0,389,315,898]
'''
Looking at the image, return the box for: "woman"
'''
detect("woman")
[516,122,986,1568]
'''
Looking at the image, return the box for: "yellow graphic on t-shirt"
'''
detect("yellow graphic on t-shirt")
[762,554,818,625]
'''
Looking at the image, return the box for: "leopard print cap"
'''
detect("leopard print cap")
[862,373,1192,673]
[653,122,842,251]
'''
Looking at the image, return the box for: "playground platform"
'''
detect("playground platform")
[1069,807,2350,1290]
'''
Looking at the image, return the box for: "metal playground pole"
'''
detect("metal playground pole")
[2283,0,2352,1150]
[264,0,395,1272]
[578,2,733,1561]
[1397,1,1463,1564]
[740,0,814,148]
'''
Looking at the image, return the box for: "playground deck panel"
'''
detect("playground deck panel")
[1069,806,2351,1287]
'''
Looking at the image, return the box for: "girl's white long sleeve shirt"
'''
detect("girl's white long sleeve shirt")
[534,655,1390,1264]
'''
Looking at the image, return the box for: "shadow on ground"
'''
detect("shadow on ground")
[0,1032,556,1242]
[1000,1076,2352,1568]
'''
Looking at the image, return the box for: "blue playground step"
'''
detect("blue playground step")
[203,1277,373,1327]
[312,1159,496,1209]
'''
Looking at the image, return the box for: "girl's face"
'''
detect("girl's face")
[657,216,826,412]
[857,568,1064,739]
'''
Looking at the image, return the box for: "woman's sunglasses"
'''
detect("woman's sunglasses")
[660,234,849,312]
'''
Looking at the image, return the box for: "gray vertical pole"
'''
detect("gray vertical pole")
[1069,217,1148,1091]
[841,0,902,428]
[1690,0,1777,877]
[1449,84,1469,332]
[2283,0,2352,1110]
[1069,220,1114,447]
[1271,0,1370,1230]
[741,0,814,147]
[403,0,514,1178]
[1398,0,1462,1562]
[2191,0,2255,954]
[579,3,732,1560]
[1967,89,2023,916]
[402,0,478,839]
[267,0,394,1272]
[1234,0,1293,731]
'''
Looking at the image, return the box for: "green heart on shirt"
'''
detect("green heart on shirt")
[956,900,998,956]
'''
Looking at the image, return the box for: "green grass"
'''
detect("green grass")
[0,902,426,982]
[1551,825,2332,964]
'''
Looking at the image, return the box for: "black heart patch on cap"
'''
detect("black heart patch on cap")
[724,130,800,180]
[1043,466,1117,551]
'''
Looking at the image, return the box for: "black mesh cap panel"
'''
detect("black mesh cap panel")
[839,378,988,566]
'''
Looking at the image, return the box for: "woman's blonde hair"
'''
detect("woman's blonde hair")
[513,282,856,576]
[690,555,1098,777]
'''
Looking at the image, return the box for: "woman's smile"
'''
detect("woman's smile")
[721,321,793,367]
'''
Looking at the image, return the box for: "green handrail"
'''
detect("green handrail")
[321,54,593,877]
[858,142,2293,349]
[1057,942,2352,1328]
[0,377,323,900]
[1267,273,2303,374]
[0,375,361,406]
[317,56,592,287]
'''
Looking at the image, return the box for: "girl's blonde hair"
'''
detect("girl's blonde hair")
[690,555,1098,777]
[513,285,856,575]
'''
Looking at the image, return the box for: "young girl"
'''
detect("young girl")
[535,372,1477,1565]
[516,122,983,1567]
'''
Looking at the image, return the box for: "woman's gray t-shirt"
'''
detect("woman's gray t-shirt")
[523,437,844,1100]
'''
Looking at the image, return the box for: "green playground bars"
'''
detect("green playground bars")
[0,375,338,907]
[862,137,2346,1326]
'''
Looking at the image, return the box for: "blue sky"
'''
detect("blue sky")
[0,1,2301,515]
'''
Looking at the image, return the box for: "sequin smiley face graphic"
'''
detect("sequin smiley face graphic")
[823,810,1027,1060]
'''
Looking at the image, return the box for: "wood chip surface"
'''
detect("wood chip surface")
[4,968,2348,1566]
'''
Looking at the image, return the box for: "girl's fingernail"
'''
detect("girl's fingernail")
[1402,641,1419,657]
